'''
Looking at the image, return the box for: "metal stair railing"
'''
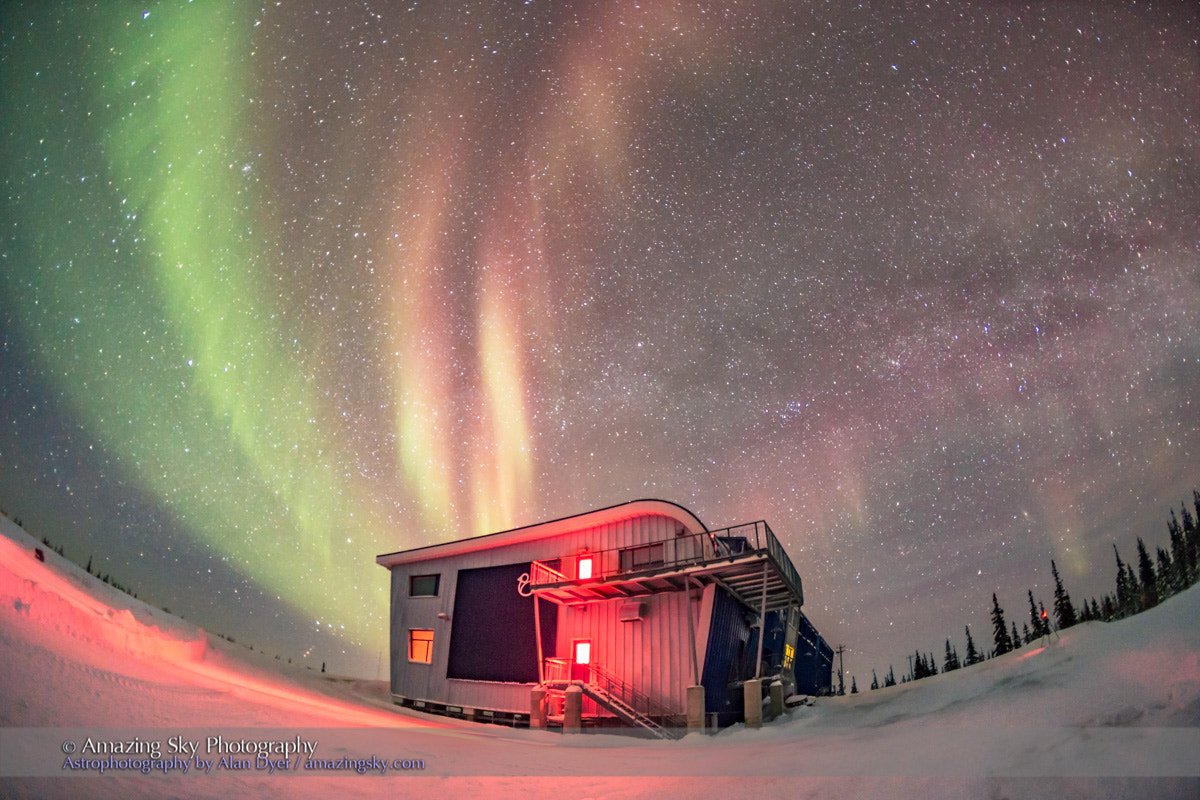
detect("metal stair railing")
[583,662,686,739]
[540,658,686,738]
[577,684,672,738]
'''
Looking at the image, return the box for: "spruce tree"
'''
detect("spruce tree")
[964,625,980,666]
[851,676,858,694]
[1136,537,1158,610]
[1185,493,1200,583]
[1124,560,1141,614]
[1156,546,1175,600]
[991,593,1013,656]
[943,638,959,672]
[1028,589,1044,638]
[1011,621,1021,649]
[913,650,928,680]
[885,666,896,687]
[1169,509,1191,589]
[1022,622,1032,644]
[1051,559,1077,629]
[871,669,879,690]
[1114,544,1131,617]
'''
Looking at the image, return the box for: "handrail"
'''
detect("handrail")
[529,520,803,602]
[543,657,572,684]
[543,658,686,734]
[531,560,566,585]
[588,661,683,727]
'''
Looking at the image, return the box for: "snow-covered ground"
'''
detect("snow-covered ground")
[2,514,1198,799]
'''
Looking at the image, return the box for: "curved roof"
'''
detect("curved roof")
[376,499,708,568]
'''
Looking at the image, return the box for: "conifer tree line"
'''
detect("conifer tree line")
[869,488,1200,688]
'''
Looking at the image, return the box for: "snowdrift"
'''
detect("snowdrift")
[1,514,1197,799]
[0,526,208,664]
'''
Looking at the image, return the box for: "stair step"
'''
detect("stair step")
[579,684,675,739]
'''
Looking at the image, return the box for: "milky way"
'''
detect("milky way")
[2,2,1197,679]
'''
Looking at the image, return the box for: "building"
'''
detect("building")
[376,499,831,736]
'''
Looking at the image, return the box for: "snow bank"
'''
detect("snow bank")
[1,514,1197,799]
[0,524,208,664]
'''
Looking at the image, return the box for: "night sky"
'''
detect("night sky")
[2,1,1197,681]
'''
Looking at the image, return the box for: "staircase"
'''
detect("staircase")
[578,682,680,739]
[544,659,687,740]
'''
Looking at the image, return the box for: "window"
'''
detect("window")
[408,629,434,663]
[619,542,665,572]
[577,555,594,580]
[409,574,440,597]
[574,640,591,665]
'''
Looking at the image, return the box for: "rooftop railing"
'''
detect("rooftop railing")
[529,520,803,601]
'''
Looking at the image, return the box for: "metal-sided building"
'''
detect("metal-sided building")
[376,499,831,735]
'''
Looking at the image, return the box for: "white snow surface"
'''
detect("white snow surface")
[2,515,1198,799]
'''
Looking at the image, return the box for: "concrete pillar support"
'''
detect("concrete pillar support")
[686,685,706,733]
[769,680,784,720]
[564,684,583,733]
[530,686,547,729]
[743,678,763,729]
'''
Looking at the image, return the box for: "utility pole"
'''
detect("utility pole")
[835,644,846,696]
[907,653,914,682]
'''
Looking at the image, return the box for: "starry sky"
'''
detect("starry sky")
[2,1,1197,681]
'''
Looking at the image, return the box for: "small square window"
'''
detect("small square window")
[409,574,440,597]
[408,629,434,663]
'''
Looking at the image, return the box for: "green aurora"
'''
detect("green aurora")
[3,1,1197,679]
[3,3,395,655]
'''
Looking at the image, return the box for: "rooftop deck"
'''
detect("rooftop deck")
[529,521,804,611]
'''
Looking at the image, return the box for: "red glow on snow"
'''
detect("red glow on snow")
[173,657,423,728]
[0,529,449,729]
[1016,646,1047,661]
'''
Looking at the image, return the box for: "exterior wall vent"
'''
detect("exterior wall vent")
[619,602,646,622]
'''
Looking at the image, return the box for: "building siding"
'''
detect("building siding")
[701,584,753,725]
[794,611,833,696]
[379,502,823,729]
[387,512,701,715]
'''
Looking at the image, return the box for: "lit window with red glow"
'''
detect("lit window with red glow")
[574,640,591,665]
[578,555,594,580]
[408,629,434,664]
